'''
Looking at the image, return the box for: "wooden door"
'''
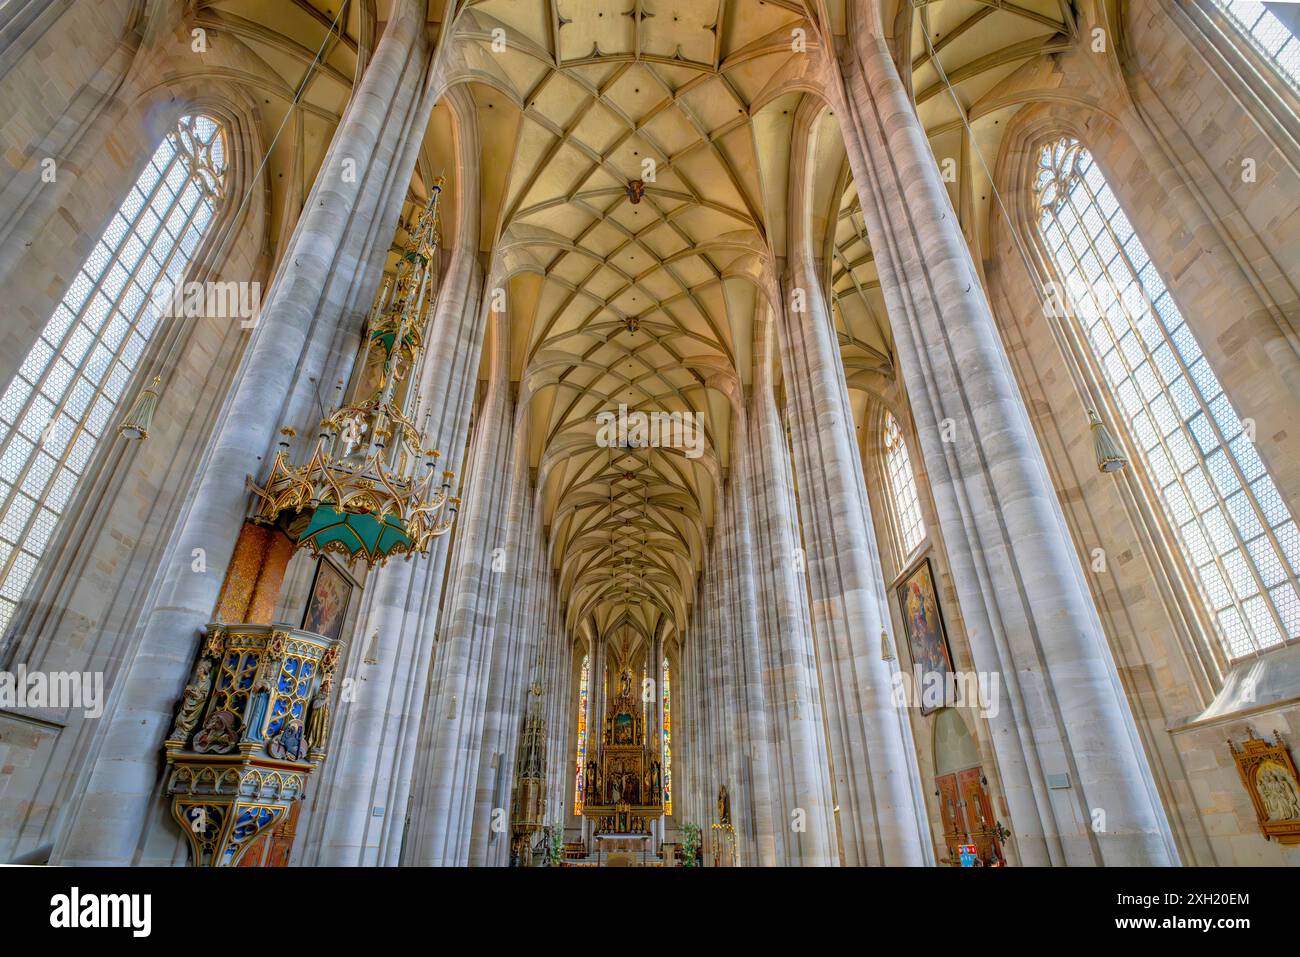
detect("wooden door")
[935,766,1003,865]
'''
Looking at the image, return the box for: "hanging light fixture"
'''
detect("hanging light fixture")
[249,182,461,565]
[1088,408,1127,474]
[117,375,162,441]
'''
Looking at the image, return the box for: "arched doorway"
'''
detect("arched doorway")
[933,711,1004,866]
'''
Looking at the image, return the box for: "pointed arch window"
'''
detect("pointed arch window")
[1210,1,1300,89]
[662,656,672,816]
[883,411,925,559]
[0,114,227,633]
[573,654,589,815]
[1035,137,1299,659]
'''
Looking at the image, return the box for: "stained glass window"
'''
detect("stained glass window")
[1211,1,1300,89]
[1035,136,1300,659]
[883,411,925,559]
[0,114,227,634]
[662,657,672,815]
[574,654,589,815]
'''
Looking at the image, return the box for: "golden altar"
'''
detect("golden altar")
[580,669,664,835]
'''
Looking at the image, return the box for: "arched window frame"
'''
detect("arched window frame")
[881,409,926,563]
[0,113,228,634]
[1029,134,1300,663]
[662,655,672,815]
[573,653,589,815]
[1207,0,1299,91]
[1174,0,1300,149]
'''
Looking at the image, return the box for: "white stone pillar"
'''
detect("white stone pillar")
[748,309,837,865]
[770,99,931,866]
[468,422,541,865]
[299,82,486,866]
[830,10,1176,865]
[52,0,436,865]
[719,446,780,864]
[407,305,517,866]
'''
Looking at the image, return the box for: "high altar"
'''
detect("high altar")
[580,669,664,837]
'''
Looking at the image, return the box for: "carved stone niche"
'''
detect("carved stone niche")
[1228,730,1300,845]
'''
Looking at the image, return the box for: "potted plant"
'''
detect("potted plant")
[546,825,564,867]
[681,822,701,867]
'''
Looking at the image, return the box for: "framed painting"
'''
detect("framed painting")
[896,556,954,715]
[1229,731,1300,844]
[301,558,353,640]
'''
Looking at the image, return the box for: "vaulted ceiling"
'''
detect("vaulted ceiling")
[192,0,454,260]
[436,0,850,665]
[834,0,1078,455]
[194,0,1088,662]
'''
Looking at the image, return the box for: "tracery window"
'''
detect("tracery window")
[1035,136,1299,659]
[1211,1,1300,89]
[574,654,589,815]
[0,114,227,633]
[662,657,672,815]
[883,411,925,559]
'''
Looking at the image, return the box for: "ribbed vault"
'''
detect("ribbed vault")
[836,0,1080,429]
[437,0,844,660]
[197,0,1090,661]
[192,0,455,253]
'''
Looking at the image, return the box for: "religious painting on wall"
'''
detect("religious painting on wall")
[1229,730,1300,844]
[896,556,954,715]
[301,558,353,641]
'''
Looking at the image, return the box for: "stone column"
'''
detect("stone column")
[298,82,486,866]
[648,624,663,847]
[550,625,575,828]
[467,417,540,866]
[407,305,517,866]
[769,99,931,867]
[722,437,780,864]
[748,311,837,865]
[682,625,699,833]
[579,626,604,850]
[53,0,436,866]
[552,607,572,826]
[829,9,1176,865]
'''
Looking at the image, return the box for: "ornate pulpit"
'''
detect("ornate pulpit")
[160,189,457,866]
[163,624,340,866]
[580,669,664,837]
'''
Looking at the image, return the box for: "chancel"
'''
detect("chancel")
[0,0,1297,872]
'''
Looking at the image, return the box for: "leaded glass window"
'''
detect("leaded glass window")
[1211,1,1300,89]
[662,657,672,815]
[574,654,589,815]
[1035,136,1299,659]
[0,114,227,634]
[883,411,925,559]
